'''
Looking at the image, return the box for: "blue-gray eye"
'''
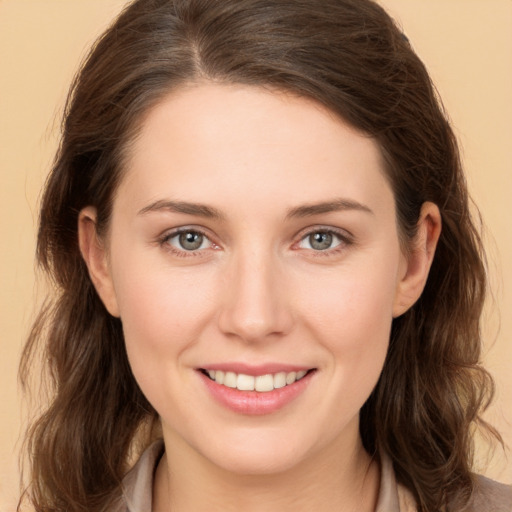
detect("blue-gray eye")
[309,232,333,250]
[298,231,343,251]
[167,230,210,251]
[179,232,204,250]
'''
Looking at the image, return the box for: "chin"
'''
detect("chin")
[187,420,339,477]
[203,441,308,476]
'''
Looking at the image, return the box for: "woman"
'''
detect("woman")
[18,0,511,511]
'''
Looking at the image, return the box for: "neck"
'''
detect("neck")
[153,427,380,512]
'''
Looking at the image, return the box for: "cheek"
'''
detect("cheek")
[110,251,217,374]
[298,263,397,342]
[305,274,394,425]
[294,254,399,383]
[113,266,220,420]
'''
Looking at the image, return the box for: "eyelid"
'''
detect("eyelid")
[158,225,220,256]
[294,225,353,241]
[292,225,354,252]
[156,224,353,257]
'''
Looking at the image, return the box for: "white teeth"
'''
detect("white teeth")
[273,372,287,389]
[285,371,297,385]
[224,371,237,388]
[255,374,274,392]
[237,373,255,391]
[205,369,310,393]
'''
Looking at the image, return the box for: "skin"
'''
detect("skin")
[79,83,441,512]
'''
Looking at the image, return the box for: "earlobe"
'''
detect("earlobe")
[392,202,442,318]
[78,207,120,317]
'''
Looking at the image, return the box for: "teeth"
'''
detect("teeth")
[255,374,274,392]
[285,371,297,385]
[206,369,310,393]
[237,373,255,391]
[224,371,237,388]
[273,372,287,389]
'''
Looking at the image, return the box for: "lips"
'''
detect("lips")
[198,366,316,415]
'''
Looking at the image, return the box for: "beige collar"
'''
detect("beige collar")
[122,440,417,511]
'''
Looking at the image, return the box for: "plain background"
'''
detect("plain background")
[1,0,511,509]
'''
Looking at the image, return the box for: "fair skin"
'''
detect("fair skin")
[79,83,441,512]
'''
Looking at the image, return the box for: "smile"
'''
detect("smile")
[201,369,310,392]
[199,367,316,414]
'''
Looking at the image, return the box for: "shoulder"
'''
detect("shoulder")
[395,470,512,512]
[464,475,512,512]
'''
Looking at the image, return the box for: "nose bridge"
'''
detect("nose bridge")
[218,243,292,342]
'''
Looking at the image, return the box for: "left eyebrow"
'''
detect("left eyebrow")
[285,198,374,219]
[137,200,226,220]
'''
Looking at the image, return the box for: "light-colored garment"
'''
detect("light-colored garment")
[118,440,511,511]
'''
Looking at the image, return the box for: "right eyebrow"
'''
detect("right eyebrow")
[137,200,226,220]
[285,198,374,219]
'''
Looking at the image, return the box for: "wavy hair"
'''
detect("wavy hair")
[19,0,500,510]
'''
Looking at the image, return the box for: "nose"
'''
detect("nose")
[217,248,294,343]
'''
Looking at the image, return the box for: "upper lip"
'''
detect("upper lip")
[198,363,315,376]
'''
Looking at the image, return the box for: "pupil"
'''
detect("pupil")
[310,232,332,250]
[179,232,203,250]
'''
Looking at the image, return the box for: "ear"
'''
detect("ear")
[393,202,442,317]
[78,207,120,317]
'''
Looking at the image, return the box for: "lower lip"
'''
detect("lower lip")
[199,370,315,415]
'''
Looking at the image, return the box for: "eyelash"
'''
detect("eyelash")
[293,227,353,257]
[157,226,353,258]
[158,227,218,258]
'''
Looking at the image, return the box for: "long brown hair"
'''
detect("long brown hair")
[19,0,500,510]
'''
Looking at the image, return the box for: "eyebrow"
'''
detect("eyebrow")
[285,198,374,219]
[138,200,226,220]
[138,197,373,221]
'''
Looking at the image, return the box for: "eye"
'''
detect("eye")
[297,230,345,251]
[165,229,213,252]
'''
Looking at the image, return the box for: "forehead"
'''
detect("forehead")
[118,82,393,218]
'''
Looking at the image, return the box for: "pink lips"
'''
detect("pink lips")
[198,366,315,415]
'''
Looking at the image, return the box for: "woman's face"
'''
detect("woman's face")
[90,83,415,475]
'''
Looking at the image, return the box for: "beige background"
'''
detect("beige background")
[1,0,511,509]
